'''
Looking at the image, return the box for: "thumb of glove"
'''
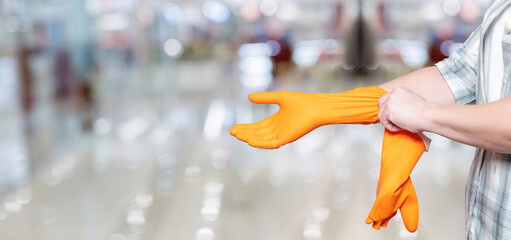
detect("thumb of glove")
[248,92,281,104]
[399,180,419,232]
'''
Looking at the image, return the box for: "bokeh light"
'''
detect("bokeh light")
[260,0,278,17]
[164,39,184,58]
[163,3,183,25]
[202,1,230,24]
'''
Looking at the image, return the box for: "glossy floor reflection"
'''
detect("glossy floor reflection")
[0,62,474,240]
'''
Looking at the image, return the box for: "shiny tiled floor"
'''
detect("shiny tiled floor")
[0,61,474,240]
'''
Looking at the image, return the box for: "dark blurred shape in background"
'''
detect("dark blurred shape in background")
[344,0,377,73]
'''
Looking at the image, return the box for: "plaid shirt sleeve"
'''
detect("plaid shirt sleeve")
[435,25,482,104]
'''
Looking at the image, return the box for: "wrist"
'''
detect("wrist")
[421,104,439,132]
[318,87,385,125]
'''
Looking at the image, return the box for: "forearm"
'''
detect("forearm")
[424,97,511,153]
[379,66,456,106]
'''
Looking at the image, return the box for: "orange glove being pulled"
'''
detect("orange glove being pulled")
[365,130,427,232]
[230,86,386,149]
[230,86,426,232]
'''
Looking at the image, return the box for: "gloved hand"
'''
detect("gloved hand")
[365,129,428,232]
[230,86,386,149]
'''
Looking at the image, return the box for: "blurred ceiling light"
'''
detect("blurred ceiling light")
[196,228,215,240]
[266,40,281,56]
[240,73,273,90]
[241,2,262,22]
[163,3,183,25]
[443,0,461,17]
[276,2,301,21]
[398,40,428,67]
[239,57,273,74]
[164,39,184,58]
[460,1,481,22]
[292,40,324,67]
[203,100,227,140]
[238,43,274,90]
[203,1,231,23]
[238,43,272,57]
[96,13,130,31]
[260,0,278,17]
[420,2,444,21]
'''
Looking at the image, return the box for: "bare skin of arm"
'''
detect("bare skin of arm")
[378,66,511,154]
[378,66,455,105]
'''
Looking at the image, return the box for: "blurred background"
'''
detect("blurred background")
[0,0,488,239]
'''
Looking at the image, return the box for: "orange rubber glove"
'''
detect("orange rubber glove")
[365,130,427,232]
[230,86,425,232]
[230,86,386,149]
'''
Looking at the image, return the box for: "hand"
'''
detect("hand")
[377,86,435,133]
[230,91,325,149]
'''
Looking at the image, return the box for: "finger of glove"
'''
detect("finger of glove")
[372,220,382,230]
[400,186,419,233]
[239,131,278,145]
[382,211,396,228]
[230,117,273,135]
[365,216,374,225]
[238,121,275,136]
[230,124,253,136]
[235,131,270,143]
[233,125,277,143]
[247,137,282,149]
[249,92,281,104]
[232,132,251,143]
[382,218,390,228]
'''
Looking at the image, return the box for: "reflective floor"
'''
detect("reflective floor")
[0,59,475,240]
